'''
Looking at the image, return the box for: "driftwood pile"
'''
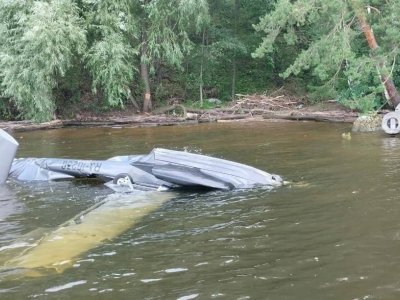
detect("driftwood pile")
[185,94,357,123]
[230,94,301,111]
[176,94,302,121]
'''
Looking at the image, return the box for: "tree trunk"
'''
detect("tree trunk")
[352,1,400,107]
[141,59,152,112]
[231,57,237,101]
[140,35,152,113]
[199,28,206,108]
[231,0,240,100]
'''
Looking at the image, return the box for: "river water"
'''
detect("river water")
[0,121,400,299]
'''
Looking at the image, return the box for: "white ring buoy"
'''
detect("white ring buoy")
[382,112,400,134]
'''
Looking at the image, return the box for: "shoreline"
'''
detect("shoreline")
[0,108,360,133]
[0,97,374,132]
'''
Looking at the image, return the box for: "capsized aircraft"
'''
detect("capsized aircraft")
[1,127,282,190]
[8,148,283,192]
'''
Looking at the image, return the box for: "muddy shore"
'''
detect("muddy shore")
[0,96,366,132]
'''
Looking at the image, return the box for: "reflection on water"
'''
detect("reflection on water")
[1,122,400,299]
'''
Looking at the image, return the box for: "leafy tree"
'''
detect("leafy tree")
[137,0,209,111]
[0,0,209,120]
[0,0,86,121]
[184,0,275,106]
[253,0,400,112]
[84,0,138,108]
[85,0,210,112]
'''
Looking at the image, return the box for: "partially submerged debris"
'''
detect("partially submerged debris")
[352,114,382,132]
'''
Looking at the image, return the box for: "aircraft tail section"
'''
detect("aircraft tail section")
[0,129,19,184]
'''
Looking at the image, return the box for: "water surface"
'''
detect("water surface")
[1,121,399,299]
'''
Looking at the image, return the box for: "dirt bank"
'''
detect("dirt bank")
[0,95,362,132]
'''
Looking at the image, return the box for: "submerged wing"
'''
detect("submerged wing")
[1,192,175,278]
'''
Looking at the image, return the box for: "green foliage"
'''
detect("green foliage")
[182,0,277,103]
[253,0,400,113]
[0,0,86,121]
[338,86,382,114]
[86,32,138,107]
[4,0,399,120]
[141,0,210,68]
[0,0,211,119]
[83,0,138,107]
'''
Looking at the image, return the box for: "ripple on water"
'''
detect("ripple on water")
[177,294,199,300]
[45,280,87,293]
[164,268,188,273]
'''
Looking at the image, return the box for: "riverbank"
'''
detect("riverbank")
[0,95,365,132]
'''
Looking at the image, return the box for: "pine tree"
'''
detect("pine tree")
[253,0,400,112]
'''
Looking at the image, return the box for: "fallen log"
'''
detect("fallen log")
[0,120,63,132]
[218,115,248,121]
[263,111,358,123]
